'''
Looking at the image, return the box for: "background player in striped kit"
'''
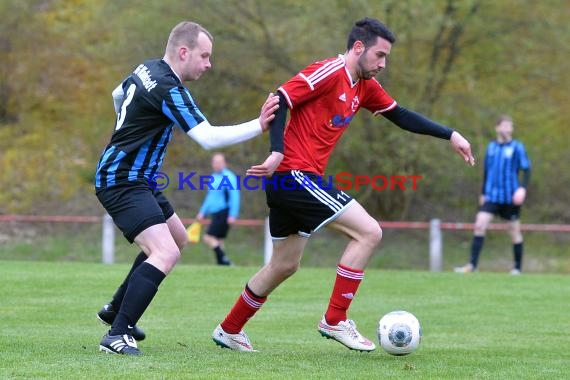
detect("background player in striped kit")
[455,115,531,275]
[212,17,475,352]
[94,21,279,355]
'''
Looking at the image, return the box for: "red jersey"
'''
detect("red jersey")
[277,55,397,175]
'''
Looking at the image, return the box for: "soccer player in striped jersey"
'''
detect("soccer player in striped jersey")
[212,17,474,352]
[94,21,279,355]
[455,115,531,275]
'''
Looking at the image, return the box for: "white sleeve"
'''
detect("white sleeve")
[186,119,263,150]
[111,84,125,113]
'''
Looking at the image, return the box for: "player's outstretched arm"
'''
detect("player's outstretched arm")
[450,131,475,166]
[186,94,279,150]
[382,105,475,166]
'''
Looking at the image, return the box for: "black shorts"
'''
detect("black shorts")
[96,181,175,243]
[479,202,521,221]
[265,170,354,239]
[206,208,231,238]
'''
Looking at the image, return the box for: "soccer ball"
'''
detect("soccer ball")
[378,310,422,355]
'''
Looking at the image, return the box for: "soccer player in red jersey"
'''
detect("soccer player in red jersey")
[212,17,475,352]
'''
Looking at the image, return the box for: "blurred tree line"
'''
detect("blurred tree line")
[0,0,568,223]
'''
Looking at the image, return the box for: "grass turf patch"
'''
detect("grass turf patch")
[0,261,568,379]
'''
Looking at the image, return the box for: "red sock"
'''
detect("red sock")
[220,285,266,334]
[324,264,364,325]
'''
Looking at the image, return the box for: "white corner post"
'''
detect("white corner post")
[264,217,273,265]
[102,213,115,264]
[429,218,442,272]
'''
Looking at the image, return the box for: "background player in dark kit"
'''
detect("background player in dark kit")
[455,115,531,275]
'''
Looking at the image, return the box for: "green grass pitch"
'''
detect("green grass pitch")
[1,261,568,379]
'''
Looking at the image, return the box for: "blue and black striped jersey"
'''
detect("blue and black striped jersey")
[483,139,531,204]
[95,59,208,189]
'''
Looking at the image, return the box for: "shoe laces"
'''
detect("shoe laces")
[237,331,252,344]
[340,319,363,341]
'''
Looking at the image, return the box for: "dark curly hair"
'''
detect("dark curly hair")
[347,17,396,50]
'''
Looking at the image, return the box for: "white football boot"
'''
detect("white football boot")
[317,317,376,352]
[212,324,257,352]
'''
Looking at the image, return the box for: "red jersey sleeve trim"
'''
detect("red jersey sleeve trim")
[277,87,294,109]
[305,57,344,87]
[373,100,398,116]
[299,73,314,90]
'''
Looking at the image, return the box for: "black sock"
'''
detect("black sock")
[110,251,147,311]
[513,242,523,270]
[213,246,228,264]
[470,236,485,268]
[110,262,165,336]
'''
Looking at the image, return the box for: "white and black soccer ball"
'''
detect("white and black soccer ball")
[378,310,422,355]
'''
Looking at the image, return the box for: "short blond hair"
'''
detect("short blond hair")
[165,21,213,55]
[495,114,513,126]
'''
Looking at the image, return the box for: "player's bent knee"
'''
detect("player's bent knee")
[270,260,300,278]
[374,225,383,244]
[150,248,181,273]
[473,223,487,235]
[363,223,383,248]
[510,229,522,242]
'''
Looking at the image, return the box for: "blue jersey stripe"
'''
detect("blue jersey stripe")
[95,146,117,188]
[106,151,127,187]
[182,87,207,121]
[143,126,172,178]
[162,102,178,127]
[153,127,173,176]
[165,87,201,131]
[128,139,152,181]
[498,145,504,202]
